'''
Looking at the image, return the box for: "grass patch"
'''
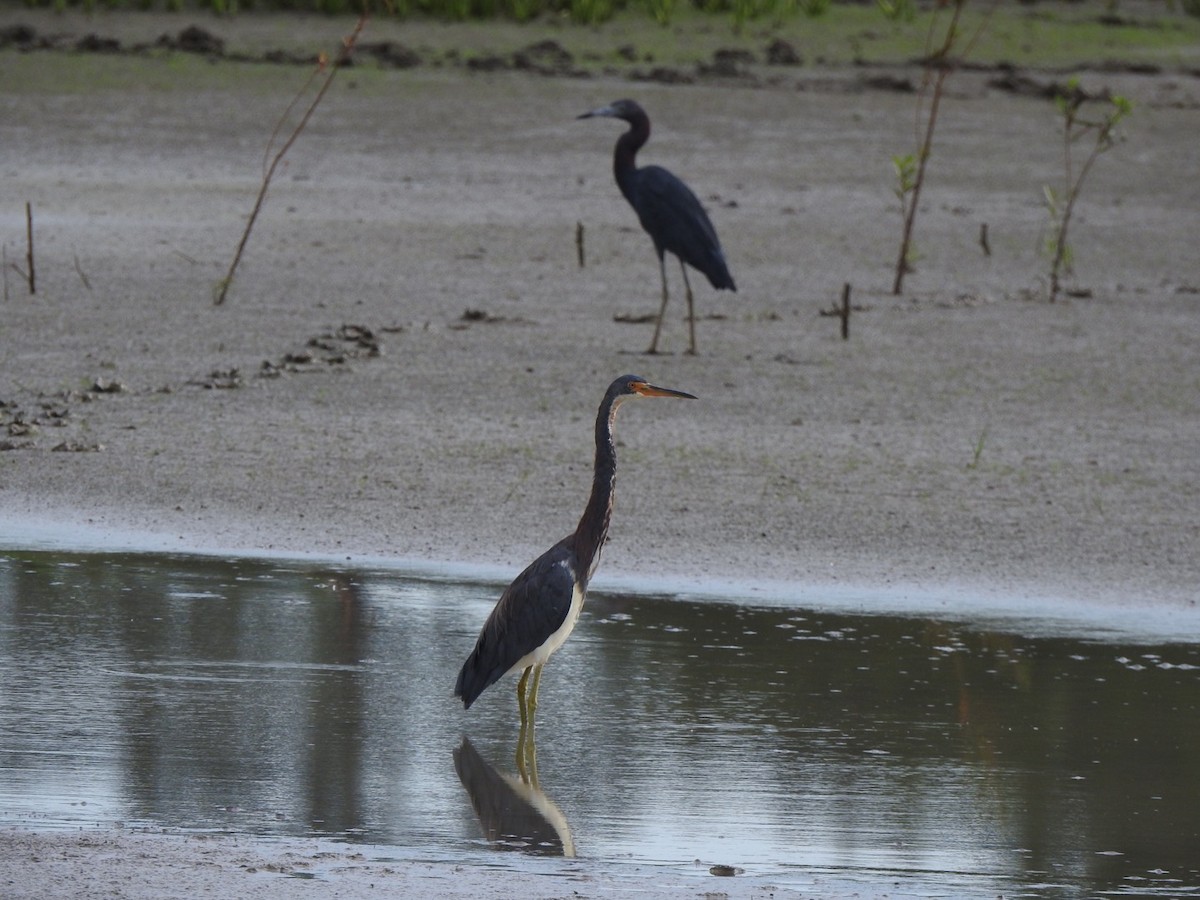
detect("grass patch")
[0,47,324,94]
[3,2,1198,73]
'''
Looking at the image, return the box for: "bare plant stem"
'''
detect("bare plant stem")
[1049,145,1104,303]
[214,15,369,306]
[25,202,36,295]
[74,253,92,291]
[840,282,851,340]
[891,0,997,296]
[1047,87,1129,303]
[892,64,949,295]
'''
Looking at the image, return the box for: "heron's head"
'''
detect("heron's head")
[611,374,697,403]
[577,98,645,124]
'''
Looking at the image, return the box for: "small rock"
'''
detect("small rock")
[766,38,801,66]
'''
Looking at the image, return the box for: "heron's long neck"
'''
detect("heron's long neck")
[574,396,621,582]
[613,114,649,202]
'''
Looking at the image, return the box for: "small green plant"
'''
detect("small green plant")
[731,0,757,29]
[571,0,617,24]
[1042,78,1132,303]
[644,0,674,26]
[507,0,540,20]
[891,152,919,274]
[967,424,988,469]
[728,0,795,30]
[877,0,916,22]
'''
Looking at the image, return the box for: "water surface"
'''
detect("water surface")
[1,550,1197,896]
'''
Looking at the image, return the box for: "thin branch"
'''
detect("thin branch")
[1048,89,1128,303]
[74,253,92,291]
[25,202,36,295]
[840,282,851,341]
[891,0,999,296]
[214,15,369,306]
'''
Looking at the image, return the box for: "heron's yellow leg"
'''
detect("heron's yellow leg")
[516,717,530,780]
[516,665,532,728]
[524,723,540,789]
[514,716,541,787]
[527,663,545,719]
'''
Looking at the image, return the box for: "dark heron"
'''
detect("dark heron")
[454,374,696,726]
[578,98,736,356]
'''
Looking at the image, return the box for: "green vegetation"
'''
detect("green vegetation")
[5,0,1200,67]
[890,152,919,272]
[1042,78,1132,303]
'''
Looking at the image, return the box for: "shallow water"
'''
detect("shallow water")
[1,550,1198,896]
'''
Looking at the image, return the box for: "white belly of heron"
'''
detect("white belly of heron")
[506,581,585,676]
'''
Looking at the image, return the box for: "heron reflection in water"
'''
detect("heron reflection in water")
[454,735,575,857]
[454,375,696,728]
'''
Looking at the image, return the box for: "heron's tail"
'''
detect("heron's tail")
[705,252,736,292]
[454,655,490,709]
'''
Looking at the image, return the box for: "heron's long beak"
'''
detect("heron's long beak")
[577,105,614,120]
[634,382,697,400]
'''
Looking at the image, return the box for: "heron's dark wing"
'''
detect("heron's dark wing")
[632,165,735,291]
[455,538,579,709]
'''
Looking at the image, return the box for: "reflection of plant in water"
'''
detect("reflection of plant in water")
[1043,78,1132,303]
[921,621,1032,779]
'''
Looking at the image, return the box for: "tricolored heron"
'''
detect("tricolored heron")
[454,374,696,726]
[579,98,736,356]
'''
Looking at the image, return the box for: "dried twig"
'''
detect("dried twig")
[840,282,851,340]
[25,202,36,295]
[214,15,370,306]
[891,0,998,295]
[74,253,92,290]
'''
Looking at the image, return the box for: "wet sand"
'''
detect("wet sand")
[2,7,1199,896]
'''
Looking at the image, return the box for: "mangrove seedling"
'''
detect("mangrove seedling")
[1043,78,1132,303]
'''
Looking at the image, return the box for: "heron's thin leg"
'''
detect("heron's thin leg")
[524,724,540,790]
[527,663,544,719]
[516,717,530,780]
[516,665,532,728]
[647,254,669,354]
[679,260,697,355]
